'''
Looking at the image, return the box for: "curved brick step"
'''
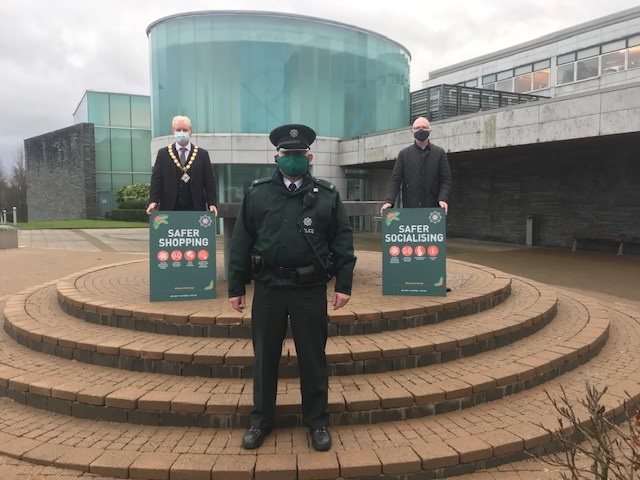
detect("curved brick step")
[0,291,607,428]
[55,256,511,337]
[0,293,635,480]
[4,278,554,378]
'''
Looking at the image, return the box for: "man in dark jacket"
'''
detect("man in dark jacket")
[146,115,218,215]
[227,124,356,452]
[380,117,452,215]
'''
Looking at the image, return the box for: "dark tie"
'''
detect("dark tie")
[288,183,297,192]
[179,148,187,166]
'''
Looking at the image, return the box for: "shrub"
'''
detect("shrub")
[106,209,148,223]
[536,382,640,479]
[118,199,148,210]
[115,184,150,208]
[107,183,150,221]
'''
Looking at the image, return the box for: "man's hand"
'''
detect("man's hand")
[438,200,448,214]
[380,202,392,216]
[229,296,246,312]
[146,202,157,215]
[332,292,350,310]
[209,205,218,217]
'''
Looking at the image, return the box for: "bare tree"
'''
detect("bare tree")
[0,147,27,223]
[0,159,9,217]
[9,147,27,222]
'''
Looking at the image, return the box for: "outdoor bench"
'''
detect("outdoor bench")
[562,232,640,255]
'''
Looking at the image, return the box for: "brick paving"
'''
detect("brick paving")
[0,279,609,432]
[0,229,639,479]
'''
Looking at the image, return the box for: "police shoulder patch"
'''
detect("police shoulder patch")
[313,177,335,191]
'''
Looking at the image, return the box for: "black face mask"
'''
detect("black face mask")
[414,129,430,142]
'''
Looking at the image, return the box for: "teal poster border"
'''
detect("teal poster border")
[149,211,217,302]
[381,208,447,296]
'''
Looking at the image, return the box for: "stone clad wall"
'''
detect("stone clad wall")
[25,123,96,222]
[446,132,640,254]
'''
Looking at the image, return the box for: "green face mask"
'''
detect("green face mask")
[277,155,309,177]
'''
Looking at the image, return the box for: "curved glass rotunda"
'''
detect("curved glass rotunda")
[147,11,411,140]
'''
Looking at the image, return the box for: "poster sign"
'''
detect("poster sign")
[382,208,447,296]
[149,211,217,302]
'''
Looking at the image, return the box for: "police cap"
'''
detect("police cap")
[269,124,316,150]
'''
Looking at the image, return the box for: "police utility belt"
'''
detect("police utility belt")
[252,253,334,285]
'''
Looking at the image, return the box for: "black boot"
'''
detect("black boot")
[242,425,272,449]
[309,426,332,451]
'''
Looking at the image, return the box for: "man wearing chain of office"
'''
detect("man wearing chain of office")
[146,115,218,216]
[227,124,356,452]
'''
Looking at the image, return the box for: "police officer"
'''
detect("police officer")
[228,124,356,452]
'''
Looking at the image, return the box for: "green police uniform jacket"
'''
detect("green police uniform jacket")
[228,170,356,297]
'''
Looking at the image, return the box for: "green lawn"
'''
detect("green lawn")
[14,219,149,230]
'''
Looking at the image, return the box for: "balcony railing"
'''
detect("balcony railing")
[410,84,547,123]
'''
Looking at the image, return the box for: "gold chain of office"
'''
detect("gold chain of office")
[168,145,198,172]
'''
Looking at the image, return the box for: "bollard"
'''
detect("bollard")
[13,206,17,225]
[526,214,533,247]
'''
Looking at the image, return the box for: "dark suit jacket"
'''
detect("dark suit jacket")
[149,143,217,211]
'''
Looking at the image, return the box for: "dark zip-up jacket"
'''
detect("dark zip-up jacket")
[384,142,452,208]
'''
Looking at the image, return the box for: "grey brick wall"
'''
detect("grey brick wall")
[447,133,640,254]
[25,123,97,222]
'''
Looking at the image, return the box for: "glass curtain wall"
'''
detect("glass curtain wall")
[147,12,410,139]
[75,92,152,216]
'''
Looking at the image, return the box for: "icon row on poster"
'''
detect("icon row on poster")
[156,249,210,263]
[388,245,440,257]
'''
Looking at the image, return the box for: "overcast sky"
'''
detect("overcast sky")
[1,0,638,170]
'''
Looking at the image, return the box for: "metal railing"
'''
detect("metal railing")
[410,84,547,123]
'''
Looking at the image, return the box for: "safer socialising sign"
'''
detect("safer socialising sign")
[382,208,447,296]
[149,211,217,302]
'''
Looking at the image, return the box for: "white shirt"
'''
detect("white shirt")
[174,142,192,156]
[284,178,302,190]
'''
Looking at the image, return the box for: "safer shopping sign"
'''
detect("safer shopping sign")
[382,208,446,296]
[149,211,217,302]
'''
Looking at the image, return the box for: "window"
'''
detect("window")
[601,50,625,74]
[508,61,550,93]
[496,79,512,91]
[602,40,625,54]
[557,64,575,85]
[576,57,599,81]
[109,95,131,128]
[481,73,496,90]
[496,69,513,81]
[486,70,514,92]
[557,52,576,65]
[514,73,532,93]
[534,59,550,71]
[629,45,640,70]
[482,73,496,84]
[532,69,550,90]
[577,46,599,60]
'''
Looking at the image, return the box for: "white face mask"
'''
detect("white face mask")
[174,131,190,144]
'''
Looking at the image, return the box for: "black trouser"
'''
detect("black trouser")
[250,282,329,430]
